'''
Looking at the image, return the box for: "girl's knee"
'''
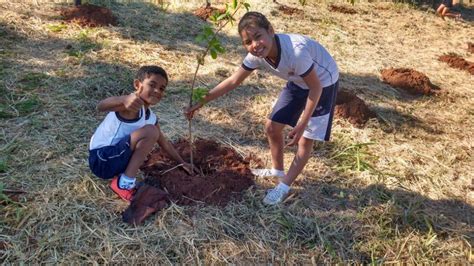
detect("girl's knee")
[265,121,283,138]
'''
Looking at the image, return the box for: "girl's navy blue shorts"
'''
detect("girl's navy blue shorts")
[88,135,132,179]
[269,81,339,141]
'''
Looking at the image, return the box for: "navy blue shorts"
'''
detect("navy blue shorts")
[442,0,453,8]
[89,136,132,179]
[269,81,339,141]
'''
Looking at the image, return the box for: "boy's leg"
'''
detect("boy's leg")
[125,124,160,178]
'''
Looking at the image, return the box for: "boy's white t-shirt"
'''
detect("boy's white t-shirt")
[89,106,157,150]
[242,33,339,88]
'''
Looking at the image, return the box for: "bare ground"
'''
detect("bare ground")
[0,0,473,263]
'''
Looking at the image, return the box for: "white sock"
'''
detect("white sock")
[271,169,285,177]
[276,182,290,193]
[118,174,136,190]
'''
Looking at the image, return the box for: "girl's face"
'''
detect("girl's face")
[134,74,167,106]
[240,25,275,58]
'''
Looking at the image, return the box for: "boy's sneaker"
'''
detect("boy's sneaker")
[110,176,135,202]
[263,186,289,205]
[251,168,285,178]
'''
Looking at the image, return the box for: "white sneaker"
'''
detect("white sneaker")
[251,168,285,178]
[263,186,289,205]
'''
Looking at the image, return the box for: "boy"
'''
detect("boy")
[185,12,339,205]
[89,65,193,202]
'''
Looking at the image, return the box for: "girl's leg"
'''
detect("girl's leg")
[265,119,286,171]
[281,136,314,186]
[124,124,160,177]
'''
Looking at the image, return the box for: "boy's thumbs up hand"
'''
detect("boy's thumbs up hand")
[124,93,144,112]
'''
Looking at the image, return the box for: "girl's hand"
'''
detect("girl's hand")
[184,103,203,120]
[123,93,144,112]
[286,123,306,147]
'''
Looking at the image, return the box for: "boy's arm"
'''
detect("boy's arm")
[286,69,323,146]
[97,93,144,112]
[185,66,252,119]
[156,124,186,164]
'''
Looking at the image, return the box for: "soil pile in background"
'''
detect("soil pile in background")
[277,4,303,16]
[193,3,225,21]
[142,139,255,206]
[380,68,439,95]
[468,43,474,53]
[438,54,474,75]
[335,89,376,127]
[60,4,117,27]
[329,4,357,14]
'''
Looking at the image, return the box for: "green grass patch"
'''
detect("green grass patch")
[329,142,377,172]
[46,23,67,33]
[18,72,49,90]
[15,96,41,116]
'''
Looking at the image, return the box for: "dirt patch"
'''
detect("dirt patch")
[193,3,225,21]
[141,138,255,206]
[329,4,357,14]
[468,43,474,53]
[60,4,117,27]
[335,89,376,127]
[438,54,474,75]
[380,68,439,96]
[277,4,304,16]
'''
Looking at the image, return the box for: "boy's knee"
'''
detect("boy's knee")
[265,122,281,138]
[142,124,160,141]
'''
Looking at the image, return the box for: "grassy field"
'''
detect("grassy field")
[1,0,473,263]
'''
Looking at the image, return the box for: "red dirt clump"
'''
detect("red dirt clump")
[438,54,474,75]
[380,68,439,96]
[122,183,169,225]
[141,138,255,207]
[277,5,303,16]
[329,4,357,14]
[193,3,225,21]
[60,4,117,27]
[335,89,376,127]
[468,43,474,53]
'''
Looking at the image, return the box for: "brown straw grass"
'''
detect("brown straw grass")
[0,0,472,263]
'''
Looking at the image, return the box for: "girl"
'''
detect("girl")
[186,12,339,205]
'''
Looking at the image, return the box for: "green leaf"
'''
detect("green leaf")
[243,2,250,11]
[217,13,227,21]
[192,87,209,104]
[210,48,217,59]
[232,0,238,9]
[215,44,225,53]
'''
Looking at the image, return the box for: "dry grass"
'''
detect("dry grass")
[1,0,473,263]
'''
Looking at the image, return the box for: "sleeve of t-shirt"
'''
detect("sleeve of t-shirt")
[241,53,260,71]
[145,110,158,125]
[294,46,314,77]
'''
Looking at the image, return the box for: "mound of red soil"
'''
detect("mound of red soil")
[193,3,225,21]
[438,54,474,75]
[335,89,376,127]
[468,43,474,54]
[380,68,439,96]
[277,5,303,16]
[60,4,117,27]
[329,4,357,14]
[141,138,254,206]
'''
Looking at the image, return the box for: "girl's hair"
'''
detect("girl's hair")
[136,65,168,83]
[238,11,271,36]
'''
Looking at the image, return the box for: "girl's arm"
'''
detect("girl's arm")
[185,66,253,119]
[286,69,323,146]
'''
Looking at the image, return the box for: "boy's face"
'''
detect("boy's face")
[134,74,167,106]
[240,25,275,58]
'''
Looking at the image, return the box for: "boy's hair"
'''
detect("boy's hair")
[238,12,271,36]
[136,65,168,84]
